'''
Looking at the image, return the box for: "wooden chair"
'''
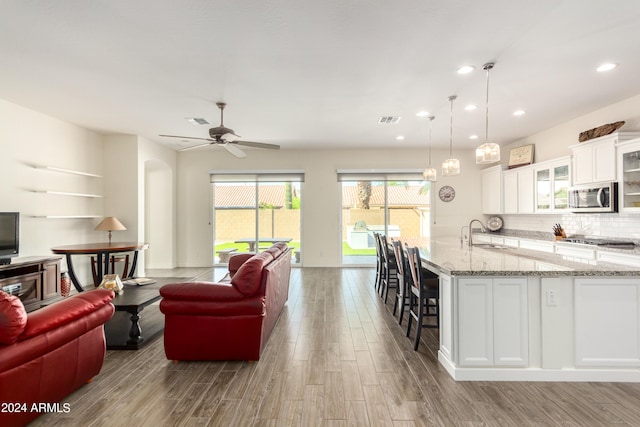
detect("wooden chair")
[405,246,439,351]
[373,232,384,293]
[391,239,411,325]
[91,254,130,286]
[379,234,397,303]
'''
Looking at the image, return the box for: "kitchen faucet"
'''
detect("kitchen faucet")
[468,219,486,246]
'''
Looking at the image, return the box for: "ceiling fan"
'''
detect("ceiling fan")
[160,102,280,158]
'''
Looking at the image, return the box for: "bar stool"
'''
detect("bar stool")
[405,246,439,351]
[391,239,411,325]
[373,232,384,293]
[379,234,397,303]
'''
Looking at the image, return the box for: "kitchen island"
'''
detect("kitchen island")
[416,239,640,382]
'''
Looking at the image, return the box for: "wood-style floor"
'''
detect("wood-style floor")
[32,267,640,426]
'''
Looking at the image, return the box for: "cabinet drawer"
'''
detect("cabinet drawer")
[597,250,640,267]
[555,244,596,260]
[519,239,554,253]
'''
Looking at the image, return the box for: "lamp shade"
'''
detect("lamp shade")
[95,217,126,232]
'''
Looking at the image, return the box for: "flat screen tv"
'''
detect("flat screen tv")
[0,212,19,265]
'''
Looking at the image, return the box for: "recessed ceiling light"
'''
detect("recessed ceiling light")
[396,135,405,141]
[469,135,478,140]
[416,111,430,117]
[597,63,618,72]
[464,104,477,111]
[457,65,475,75]
[513,110,526,116]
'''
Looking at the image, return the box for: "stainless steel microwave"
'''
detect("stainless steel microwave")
[568,182,618,213]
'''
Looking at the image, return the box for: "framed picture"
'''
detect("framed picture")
[508,144,534,169]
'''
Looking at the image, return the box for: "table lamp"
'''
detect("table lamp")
[95,217,126,243]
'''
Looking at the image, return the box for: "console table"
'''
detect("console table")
[0,256,62,312]
[51,242,149,292]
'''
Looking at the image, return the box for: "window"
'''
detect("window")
[338,170,431,265]
[210,170,303,265]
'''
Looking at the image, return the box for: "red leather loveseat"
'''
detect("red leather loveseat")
[160,243,292,361]
[0,289,115,427]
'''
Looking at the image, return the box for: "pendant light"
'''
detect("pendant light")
[423,115,437,181]
[442,95,460,176]
[475,62,501,164]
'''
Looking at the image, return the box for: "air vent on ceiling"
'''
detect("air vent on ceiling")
[378,116,401,124]
[186,117,210,125]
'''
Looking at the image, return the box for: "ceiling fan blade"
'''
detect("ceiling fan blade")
[159,134,216,142]
[220,132,242,142]
[223,143,247,158]
[179,142,212,151]
[235,140,280,150]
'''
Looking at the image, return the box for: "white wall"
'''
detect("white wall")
[176,146,484,267]
[0,99,104,282]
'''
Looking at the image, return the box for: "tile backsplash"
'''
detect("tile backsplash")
[495,213,640,242]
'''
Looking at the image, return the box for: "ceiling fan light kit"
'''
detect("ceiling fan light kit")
[475,62,501,164]
[159,102,280,158]
[442,95,460,176]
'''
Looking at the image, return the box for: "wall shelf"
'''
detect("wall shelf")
[32,215,102,219]
[35,190,103,198]
[38,165,103,178]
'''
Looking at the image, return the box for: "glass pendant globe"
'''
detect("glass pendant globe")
[476,142,501,164]
[442,158,460,176]
[423,167,437,182]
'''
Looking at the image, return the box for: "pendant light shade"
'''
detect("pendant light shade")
[423,115,437,182]
[442,95,460,176]
[476,62,501,164]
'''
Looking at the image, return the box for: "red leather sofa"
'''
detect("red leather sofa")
[0,289,115,427]
[160,243,292,361]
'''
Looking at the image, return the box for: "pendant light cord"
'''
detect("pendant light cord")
[448,95,456,157]
[483,63,494,144]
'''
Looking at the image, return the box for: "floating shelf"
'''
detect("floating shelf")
[624,168,640,173]
[33,215,102,219]
[625,192,640,196]
[37,190,103,198]
[39,165,103,178]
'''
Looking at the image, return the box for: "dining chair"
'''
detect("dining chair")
[391,239,411,325]
[373,232,384,293]
[405,246,439,351]
[379,234,398,303]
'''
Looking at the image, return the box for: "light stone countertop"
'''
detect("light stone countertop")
[416,239,640,277]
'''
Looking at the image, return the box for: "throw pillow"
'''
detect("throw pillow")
[0,291,28,344]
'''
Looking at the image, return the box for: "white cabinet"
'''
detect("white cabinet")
[574,278,640,367]
[571,132,640,185]
[617,138,640,211]
[503,166,534,214]
[534,157,570,212]
[481,165,504,214]
[457,277,528,367]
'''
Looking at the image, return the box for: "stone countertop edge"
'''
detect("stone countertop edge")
[417,240,639,277]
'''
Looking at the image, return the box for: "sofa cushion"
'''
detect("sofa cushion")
[231,252,273,295]
[0,291,28,345]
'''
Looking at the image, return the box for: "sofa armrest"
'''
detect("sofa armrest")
[160,281,245,302]
[228,253,256,275]
[20,289,114,340]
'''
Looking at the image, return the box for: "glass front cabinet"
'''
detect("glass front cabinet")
[617,139,640,211]
[534,157,571,213]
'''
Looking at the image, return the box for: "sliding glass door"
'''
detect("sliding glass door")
[211,171,303,265]
[339,170,430,265]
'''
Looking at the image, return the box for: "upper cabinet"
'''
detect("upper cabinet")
[481,165,505,214]
[503,166,534,214]
[617,138,640,212]
[534,157,571,213]
[571,132,640,185]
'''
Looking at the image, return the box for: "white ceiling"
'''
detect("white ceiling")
[2,1,640,152]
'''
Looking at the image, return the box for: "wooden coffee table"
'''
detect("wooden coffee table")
[104,277,192,350]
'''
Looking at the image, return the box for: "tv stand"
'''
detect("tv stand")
[0,256,62,312]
